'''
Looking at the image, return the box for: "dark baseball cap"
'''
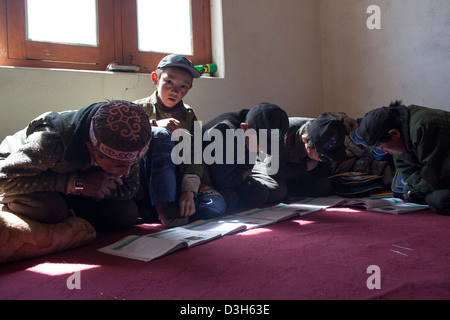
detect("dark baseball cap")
[157,54,202,78]
[307,114,347,164]
[359,107,397,147]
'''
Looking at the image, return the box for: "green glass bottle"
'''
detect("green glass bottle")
[194,63,217,74]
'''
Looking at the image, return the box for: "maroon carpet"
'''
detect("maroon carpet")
[1,208,449,300]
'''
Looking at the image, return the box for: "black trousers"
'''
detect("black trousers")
[0,192,139,232]
[252,160,332,199]
[426,189,450,215]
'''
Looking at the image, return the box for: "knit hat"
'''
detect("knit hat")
[306,114,347,164]
[246,103,289,138]
[246,103,289,154]
[89,100,152,162]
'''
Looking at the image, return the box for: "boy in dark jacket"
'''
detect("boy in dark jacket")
[255,114,347,197]
[359,100,450,215]
[201,103,289,212]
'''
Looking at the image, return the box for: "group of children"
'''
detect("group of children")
[0,54,448,233]
[132,54,352,228]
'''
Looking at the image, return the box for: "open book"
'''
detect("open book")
[98,196,427,261]
[97,227,222,262]
[98,199,341,262]
[185,204,300,235]
[286,196,428,214]
[339,197,429,214]
[186,198,347,234]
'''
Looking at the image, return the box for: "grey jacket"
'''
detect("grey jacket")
[0,103,140,199]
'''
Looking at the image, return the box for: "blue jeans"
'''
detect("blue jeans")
[139,127,226,220]
[140,127,177,205]
[191,185,227,221]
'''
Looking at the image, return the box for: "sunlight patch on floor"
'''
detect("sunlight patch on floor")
[292,219,316,226]
[236,228,272,236]
[27,262,100,276]
[325,207,361,213]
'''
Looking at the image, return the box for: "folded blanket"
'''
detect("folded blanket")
[0,206,96,264]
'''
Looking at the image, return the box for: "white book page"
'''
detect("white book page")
[98,235,184,262]
[147,227,222,247]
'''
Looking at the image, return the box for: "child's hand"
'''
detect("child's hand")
[179,191,196,217]
[67,171,123,199]
[156,118,183,132]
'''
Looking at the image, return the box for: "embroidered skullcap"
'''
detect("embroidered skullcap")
[90,100,152,162]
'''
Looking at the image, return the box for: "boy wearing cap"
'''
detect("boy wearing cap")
[135,54,226,227]
[359,100,450,215]
[0,100,152,231]
[261,115,347,197]
[202,103,289,212]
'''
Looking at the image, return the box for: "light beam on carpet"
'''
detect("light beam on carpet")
[237,228,272,236]
[292,219,316,226]
[27,262,100,276]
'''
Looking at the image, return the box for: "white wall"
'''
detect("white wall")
[320,0,450,118]
[0,67,153,139]
[0,0,323,140]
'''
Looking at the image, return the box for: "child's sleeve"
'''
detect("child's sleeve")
[181,174,201,195]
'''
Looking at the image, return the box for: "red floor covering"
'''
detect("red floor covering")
[1,208,449,300]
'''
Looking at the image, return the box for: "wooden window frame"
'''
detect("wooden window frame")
[0,0,212,72]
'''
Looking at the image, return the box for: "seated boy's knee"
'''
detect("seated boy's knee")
[150,127,176,161]
[8,195,69,224]
[267,180,288,204]
[427,189,450,215]
[152,126,172,139]
[37,196,70,223]
[237,177,269,207]
[196,189,228,219]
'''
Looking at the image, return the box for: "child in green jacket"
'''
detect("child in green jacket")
[359,100,450,215]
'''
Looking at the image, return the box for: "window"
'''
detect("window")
[26,0,98,46]
[137,0,192,55]
[0,0,212,72]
